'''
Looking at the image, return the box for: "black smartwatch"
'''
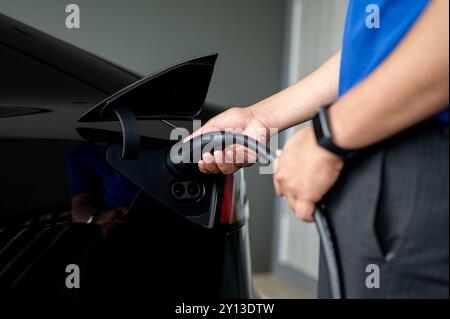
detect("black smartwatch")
[312,105,357,159]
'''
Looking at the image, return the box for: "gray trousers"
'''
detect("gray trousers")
[318,120,449,299]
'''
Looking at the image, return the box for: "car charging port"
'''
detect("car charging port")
[171,181,204,201]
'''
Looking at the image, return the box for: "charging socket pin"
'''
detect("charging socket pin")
[171,181,204,201]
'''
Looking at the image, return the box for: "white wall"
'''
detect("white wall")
[273,0,348,290]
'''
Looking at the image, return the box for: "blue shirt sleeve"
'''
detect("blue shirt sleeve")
[66,144,100,198]
[340,0,448,123]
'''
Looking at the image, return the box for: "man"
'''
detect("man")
[66,143,140,236]
[188,0,449,298]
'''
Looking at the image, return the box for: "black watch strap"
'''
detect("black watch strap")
[312,106,357,159]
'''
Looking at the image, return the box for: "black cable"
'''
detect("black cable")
[174,131,343,299]
[313,206,343,299]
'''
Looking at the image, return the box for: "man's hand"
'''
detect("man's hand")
[185,107,270,174]
[183,51,342,176]
[96,207,128,236]
[95,207,128,225]
[273,126,344,222]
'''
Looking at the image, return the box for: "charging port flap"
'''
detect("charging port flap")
[106,143,219,229]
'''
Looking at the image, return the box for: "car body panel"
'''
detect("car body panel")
[0,13,254,302]
[79,54,218,122]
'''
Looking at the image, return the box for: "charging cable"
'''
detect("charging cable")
[171,131,343,299]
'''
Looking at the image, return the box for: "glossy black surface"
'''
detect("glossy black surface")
[79,54,218,122]
[0,13,253,302]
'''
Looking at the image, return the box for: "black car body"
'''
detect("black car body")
[0,13,253,303]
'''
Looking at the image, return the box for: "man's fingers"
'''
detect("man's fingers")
[273,156,285,196]
[185,125,263,175]
[286,195,297,211]
[282,194,315,222]
[233,145,257,165]
[294,200,315,222]
[273,171,283,196]
[200,148,254,175]
[198,160,210,174]
[202,152,221,174]
[214,151,236,174]
[272,157,279,176]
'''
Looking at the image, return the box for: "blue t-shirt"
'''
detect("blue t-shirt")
[66,144,140,211]
[340,0,449,123]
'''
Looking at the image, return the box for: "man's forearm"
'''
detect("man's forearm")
[251,51,341,131]
[330,0,449,150]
